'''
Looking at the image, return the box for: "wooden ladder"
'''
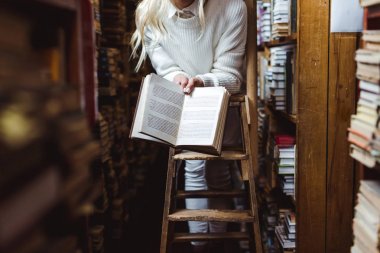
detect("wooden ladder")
[160,95,263,253]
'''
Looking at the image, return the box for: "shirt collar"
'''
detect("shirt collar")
[167,0,199,19]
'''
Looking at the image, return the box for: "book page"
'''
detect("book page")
[176,87,225,146]
[130,75,166,144]
[141,74,185,145]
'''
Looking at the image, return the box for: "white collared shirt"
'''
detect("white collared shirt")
[167,0,199,19]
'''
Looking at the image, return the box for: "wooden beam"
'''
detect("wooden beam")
[296,0,330,252]
[245,0,259,177]
[326,33,359,253]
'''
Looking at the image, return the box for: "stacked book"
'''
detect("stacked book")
[100,0,127,47]
[264,66,273,102]
[275,210,296,252]
[257,51,271,102]
[274,135,296,198]
[258,105,269,175]
[258,0,272,45]
[257,0,262,45]
[351,180,380,253]
[269,45,296,112]
[348,30,380,168]
[272,0,290,39]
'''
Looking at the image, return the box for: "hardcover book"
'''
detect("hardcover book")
[130,74,230,155]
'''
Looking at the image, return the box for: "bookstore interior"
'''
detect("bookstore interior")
[1,0,380,253]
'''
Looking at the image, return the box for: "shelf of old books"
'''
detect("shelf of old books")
[348,2,380,253]
[257,0,297,252]
[0,1,104,253]
[88,0,161,252]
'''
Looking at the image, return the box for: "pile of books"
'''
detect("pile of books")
[269,45,295,112]
[348,30,380,168]
[258,52,270,100]
[351,180,380,253]
[272,0,290,39]
[257,0,272,45]
[100,0,127,47]
[264,66,273,101]
[275,210,296,252]
[274,135,296,198]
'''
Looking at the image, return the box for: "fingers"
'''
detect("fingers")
[184,77,204,94]
[184,78,195,94]
[173,74,189,90]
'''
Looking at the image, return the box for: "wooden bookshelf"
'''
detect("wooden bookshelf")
[0,1,101,253]
[265,104,297,124]
[355,4,380,190]
[266,34,297,47]
[33,0,77,10]
[254,0,359,252]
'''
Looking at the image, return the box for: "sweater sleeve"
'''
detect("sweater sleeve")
[144,28,191,81]
[196,1,247,94]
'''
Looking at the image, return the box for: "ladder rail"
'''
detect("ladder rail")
[160,97,263,253]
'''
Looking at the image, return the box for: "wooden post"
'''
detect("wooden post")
[297,0,329,252]
[326,32,359,253]
[245,0,259,178]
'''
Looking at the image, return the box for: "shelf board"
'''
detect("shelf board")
[367,4,380,18]
[265,104,297,124]
[264,34,297,48]
[33,0,76,11]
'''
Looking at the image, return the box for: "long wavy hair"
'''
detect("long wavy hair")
[130,0,206,71]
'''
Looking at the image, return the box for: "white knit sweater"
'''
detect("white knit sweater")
[145,0,247,94]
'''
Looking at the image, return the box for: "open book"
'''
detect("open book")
[130,74,230,155]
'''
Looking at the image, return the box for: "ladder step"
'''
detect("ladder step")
[176,190,246,199]
[173,232,250,243]
[173,151,248,161]
[168,209,254,222]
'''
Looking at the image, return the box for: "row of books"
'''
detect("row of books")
[351,180,380,253]
[258,44,296,115]
[272,0,290,39]
[269,45,296,114]
[275,210,296,251]
[100,0,128,47]
[268,134,296,198]
[257,0,271,44]
[91,1,132,250]
[257,0,297,46]
[348,30,380,168]
[350,2,380,253]
[91,1,161,251]
[259,191,296,253]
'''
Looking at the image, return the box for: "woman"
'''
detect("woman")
[131,0,247,251]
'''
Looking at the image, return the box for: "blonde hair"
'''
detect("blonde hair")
[130,0,206,71]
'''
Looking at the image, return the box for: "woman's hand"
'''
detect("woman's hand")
[173,74,189,90]
[184,77,204,94]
